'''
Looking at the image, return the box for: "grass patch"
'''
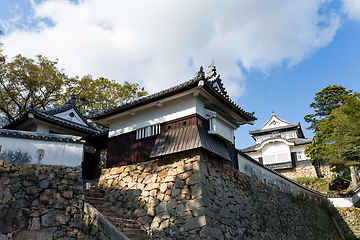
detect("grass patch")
[293,177,341,194]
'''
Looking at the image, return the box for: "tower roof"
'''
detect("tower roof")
[88,65,257,125]
[249,112,302,137]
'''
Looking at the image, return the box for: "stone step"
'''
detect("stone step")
[106,216,139,229]
[84,186,151,240]
[85,197,113,206]
[120,229,151,240]
[84,190,105,197]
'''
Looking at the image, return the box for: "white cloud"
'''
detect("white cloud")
[342,0,360,21]
[1,0,341,98]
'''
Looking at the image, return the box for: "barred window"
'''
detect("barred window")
[136,124,160,140]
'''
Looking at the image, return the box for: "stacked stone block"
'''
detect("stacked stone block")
[0,161,103,239]
[99,149,340,239]
[278,165,333,179]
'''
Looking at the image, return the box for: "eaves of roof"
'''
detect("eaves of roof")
[201,81,256,122]
[88,75,256,122]
[249,124,300,135]
[0,129,85,143]
[240,144,258,153]
[204,105,240,128]
[88,78,199,120]
[150,124,231,161]
[240,137,313,153]
[3,108,103,135]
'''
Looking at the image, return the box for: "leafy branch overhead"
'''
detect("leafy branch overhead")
[0,54,147,124]
[61,75,147,114]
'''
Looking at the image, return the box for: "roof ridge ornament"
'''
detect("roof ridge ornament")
[67,92,77,106]
[205,61,217,79]
[196,66,205,78]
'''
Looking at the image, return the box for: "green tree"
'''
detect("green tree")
[62,75,147,114]
[0,54,74,123]
[319,94,360,185]
[304,85,353,176]
[0,53,147,125]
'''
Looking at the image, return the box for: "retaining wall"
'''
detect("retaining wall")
[99,149,341,239]
[277,165,333,179]
[0,161,116,240]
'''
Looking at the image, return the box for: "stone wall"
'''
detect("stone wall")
[99,149,341,239]
[277,165,333,179]
[335,207,360,238]
[0,161,112,240]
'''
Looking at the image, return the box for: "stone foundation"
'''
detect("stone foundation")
[335,207,360,238]
[277,165,333,179]
[99,149,340,239]
[0,161,110,240]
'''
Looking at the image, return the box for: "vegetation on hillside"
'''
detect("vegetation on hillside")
[294,177,340,194]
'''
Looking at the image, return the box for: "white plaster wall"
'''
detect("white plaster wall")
[0,136,84,167]
[291,145,310,161]
[245,152,262,162]
[33,121,88,137]
[261,116,288,130]
[36,123,51,133]
[209,117,235,143]
[54,109,87,126]
[262,142,291,164]
[109,95,200,137]
[328,197,354,208]
[237,153,327,204]
[281,131,296,139]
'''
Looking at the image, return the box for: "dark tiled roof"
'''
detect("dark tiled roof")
[327,183,360,198]
[292,137,313,145]
[150,124,231,161]
[88,66,256,122]
[240,137,313,153]
[3,94,105,136]
[0,129,85,143]
[43,93,77,115]
[249,123,300,135]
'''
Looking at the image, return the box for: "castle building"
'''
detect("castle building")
[1,94,107,179]
[88,65,257,169]
[240,112,313,172]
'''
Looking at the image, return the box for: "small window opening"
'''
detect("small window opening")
[136,124,161,140]
[168,125,171,129]
[69,112,75,117]
[183,121,187,126]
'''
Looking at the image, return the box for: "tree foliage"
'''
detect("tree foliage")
[61,75,147,114]
[0,53,147,124]
[0,54,73,122]
[304,85,353,132]
[319,94,360,172]
[304,85,353,167]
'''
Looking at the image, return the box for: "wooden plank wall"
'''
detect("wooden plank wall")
[107,132,157,168]
[107,114,209,168]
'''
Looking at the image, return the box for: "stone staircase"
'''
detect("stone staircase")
[84,183,151,240]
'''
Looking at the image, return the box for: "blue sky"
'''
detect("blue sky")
[1,0,360,149]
